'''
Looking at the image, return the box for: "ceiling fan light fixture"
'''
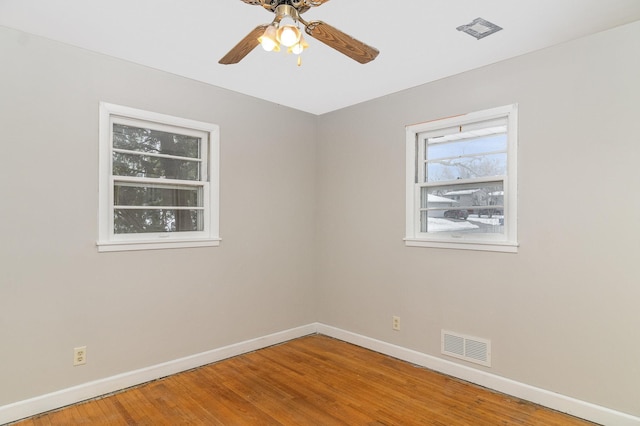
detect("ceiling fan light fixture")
[258,25,280,51]
[277,24,301,47]
[219,0,379,65]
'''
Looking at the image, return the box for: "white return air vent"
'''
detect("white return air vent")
[442,330,491,367]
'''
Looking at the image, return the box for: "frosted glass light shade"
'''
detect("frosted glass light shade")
[258,26,280,52]
[288,35,308,55]
[277,25,301,47]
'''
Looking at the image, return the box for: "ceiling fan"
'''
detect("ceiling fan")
[219,0,379,65]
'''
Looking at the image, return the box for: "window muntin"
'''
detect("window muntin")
[98,103,220,251]
[405,105,517,252]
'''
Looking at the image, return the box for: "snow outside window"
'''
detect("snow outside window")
[405,104,518,252]
[98,103,220,252]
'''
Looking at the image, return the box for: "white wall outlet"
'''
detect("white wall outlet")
[392,316,401,331]
[73,346,87,366]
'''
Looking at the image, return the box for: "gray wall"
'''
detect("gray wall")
[0,26,318,405]
[1,19,639,417]
[316,21,640,416]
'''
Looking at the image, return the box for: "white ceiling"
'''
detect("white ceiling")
[1,0,639,115]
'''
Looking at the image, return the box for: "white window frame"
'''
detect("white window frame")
[405,104,518,253]
[98,102,220,252]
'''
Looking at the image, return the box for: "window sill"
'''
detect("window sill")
[404,238,518,253]
[97,238,221,252]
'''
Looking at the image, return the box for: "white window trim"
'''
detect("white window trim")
[405,104,518,253]
[97,102,220,252]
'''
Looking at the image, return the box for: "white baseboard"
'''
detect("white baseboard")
[0,324,316,425]
[2,323,638,425]
[316,323,640,426]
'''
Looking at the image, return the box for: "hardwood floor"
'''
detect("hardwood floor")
[12,335,596,425]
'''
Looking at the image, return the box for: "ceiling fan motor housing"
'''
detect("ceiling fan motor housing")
[262,0,309,13]
[275,4,300,21]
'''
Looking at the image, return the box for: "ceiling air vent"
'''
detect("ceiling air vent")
[457,18,503,40]
[442,330,491,367]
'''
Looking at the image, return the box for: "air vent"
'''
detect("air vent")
[442,330,491,367]
[457,18,503,40]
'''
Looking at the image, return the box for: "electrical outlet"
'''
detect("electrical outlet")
[392,316,401,331]
[73,346,87,366]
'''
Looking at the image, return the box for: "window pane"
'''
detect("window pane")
[113,152,200,180]
[114,209,203,234]
[420,210,483,233]
[426,152,506,182]
[113,124,201,159]
[420,181,504,234]
[427,134,506,160]
[114,184,201,207]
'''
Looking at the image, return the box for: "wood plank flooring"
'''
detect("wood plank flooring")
[12,334,596,425]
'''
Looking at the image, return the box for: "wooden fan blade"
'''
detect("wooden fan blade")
[219,24,269,65]
[304,20,378,64]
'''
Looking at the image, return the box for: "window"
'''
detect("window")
[405,104,518,252]
[98,103,220,252]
